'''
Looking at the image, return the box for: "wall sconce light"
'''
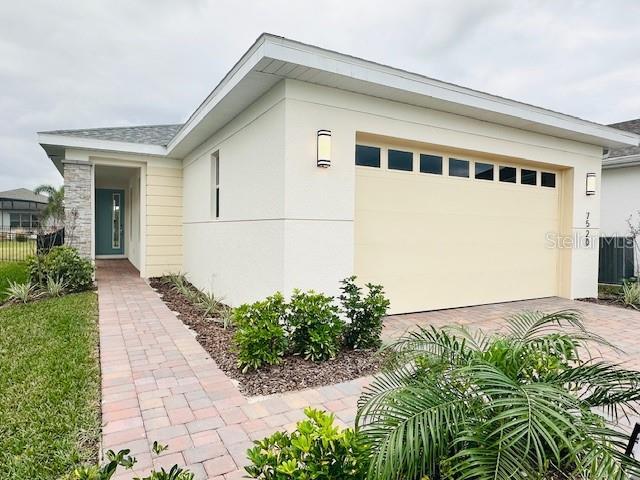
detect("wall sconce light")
[586,172,596,195]
[317,130,331,168]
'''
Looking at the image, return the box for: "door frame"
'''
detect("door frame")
[95,188,125,257]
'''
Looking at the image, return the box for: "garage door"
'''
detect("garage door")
[354,144,562,315]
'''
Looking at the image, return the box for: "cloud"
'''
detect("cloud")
[0,0,638,190]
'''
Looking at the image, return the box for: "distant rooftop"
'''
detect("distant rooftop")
[39,124,184,146]
[607,119,640,158]
[0,188,49,203]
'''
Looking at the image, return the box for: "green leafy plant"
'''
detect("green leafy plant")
[34,184,66,228]
[286,289,343,361]
[357,310,640,479]
[72,443,194,480]
[27,246,94,293]
[164,273,230,324]
[340,276,390,350]
[245,407,369,479]
[45,275,67,297]
[233,293,289,372]
[621,280,640,309]
[4,281,38,304]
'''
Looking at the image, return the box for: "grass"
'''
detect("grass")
[0,262,29,302]
[0,239,36,262]
[0,292,100,479]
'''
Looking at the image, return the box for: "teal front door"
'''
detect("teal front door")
[95,189,125,255]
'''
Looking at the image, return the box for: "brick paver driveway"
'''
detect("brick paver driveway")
[97,260,640,479]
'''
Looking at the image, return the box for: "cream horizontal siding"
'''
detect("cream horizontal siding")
[145,163,183,276]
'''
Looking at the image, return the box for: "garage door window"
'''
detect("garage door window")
[419,154,442,175]
[475,162,494,181]
[499,166,517,183]
[355,145,381,168]
[388,149,413,171]
[521,169,537,185]
[449,158,469,178]
[541,172,556,188]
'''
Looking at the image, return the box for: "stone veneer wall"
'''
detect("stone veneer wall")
[63,161,92,258]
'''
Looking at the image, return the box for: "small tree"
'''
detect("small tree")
[627,211,640,280]
[34,184,65,229]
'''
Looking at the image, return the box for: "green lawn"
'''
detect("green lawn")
[0,239,36,262]
[0,292,100,479]
[0,262,29,302]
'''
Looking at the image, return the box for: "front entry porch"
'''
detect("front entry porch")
[94,164,142,271]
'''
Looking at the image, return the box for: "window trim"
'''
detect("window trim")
[211,151,220,219]
[387,148,414,172]
[448,158,470,178]
[499,165,517,184]
[418,153,443,175]
[355,144,381,168]
[474,162,494,181]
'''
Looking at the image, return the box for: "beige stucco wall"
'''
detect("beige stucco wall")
[281,79,602,304]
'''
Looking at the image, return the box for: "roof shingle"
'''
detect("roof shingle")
[39,124,183,146]
[607,119,640,158]
[0,188,49,203]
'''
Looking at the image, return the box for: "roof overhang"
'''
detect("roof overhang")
[603,154,640,169]
[38,133,168,174]
[166,33,640,158]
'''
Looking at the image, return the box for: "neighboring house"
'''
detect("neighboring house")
[0,188,48,233]
[37,34,640,314]
[599,118,640,283]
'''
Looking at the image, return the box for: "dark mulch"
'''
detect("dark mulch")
[148,277,384,396]
[576,296,636,310]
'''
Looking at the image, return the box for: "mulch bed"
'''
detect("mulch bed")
[576,297,637,310]
[148,277,385,396]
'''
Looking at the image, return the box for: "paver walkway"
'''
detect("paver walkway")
[97,260,640,479]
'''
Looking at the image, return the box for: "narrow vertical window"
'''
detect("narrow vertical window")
[211,152,220,219]
[112,193,121,249]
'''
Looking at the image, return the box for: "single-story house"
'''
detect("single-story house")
[599,118,640,283]
[0,188,48,233]
[38,34,640,314]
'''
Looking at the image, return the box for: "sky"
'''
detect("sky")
[0,0,639,191]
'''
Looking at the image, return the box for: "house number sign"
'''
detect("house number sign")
[585,212,591,247]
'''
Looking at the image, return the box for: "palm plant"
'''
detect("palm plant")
[357,310,640,480]
[34,184,65,228]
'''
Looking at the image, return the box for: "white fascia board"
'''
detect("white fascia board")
[37,133,167,156]
[260,37,639,148]
[169,34,639,154]
[166,38,267,153]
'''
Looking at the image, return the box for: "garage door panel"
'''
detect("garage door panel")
[355,167,560,314]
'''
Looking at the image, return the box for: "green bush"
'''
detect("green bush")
[233,293,289,372]
[245,407,369,479]
[28,246,94,293]
[286,290,343,361]
[621,280,640,309]
[358,310,640,479]
[72,442,194,479]
[340,276,390,350]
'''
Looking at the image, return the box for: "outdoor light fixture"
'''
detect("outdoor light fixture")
[317,129,331,168]
[586,172,597,195]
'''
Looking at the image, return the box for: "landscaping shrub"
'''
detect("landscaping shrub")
[357,310,640,479]
[28,245,94,293]
[621,280,640,309]
[233,293,289,372]
[340,276,390,350]
[4,280,38,304]
[72,441,194,479]
[245,408,369,479]
[286,290,343,361]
